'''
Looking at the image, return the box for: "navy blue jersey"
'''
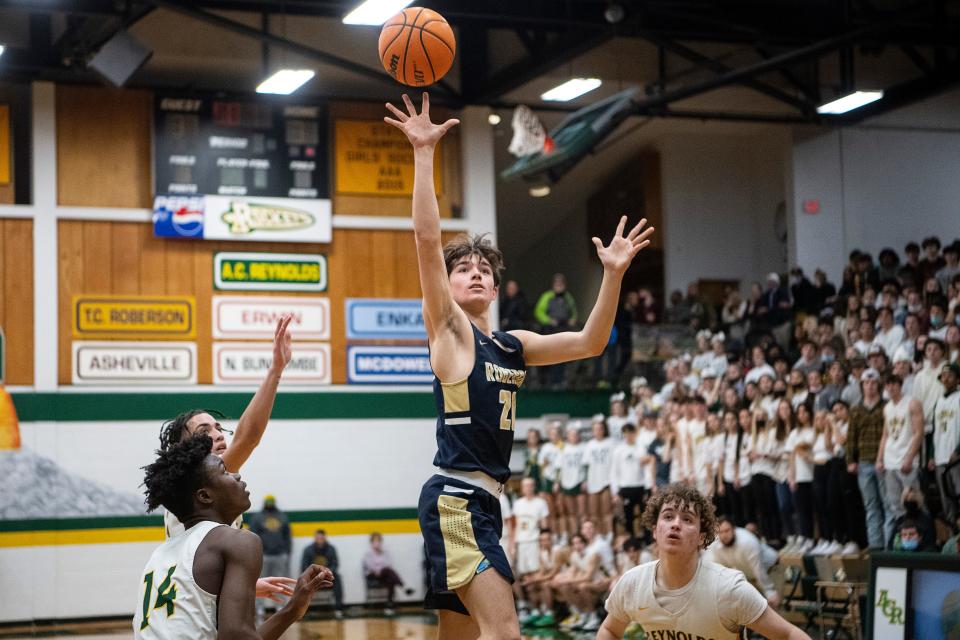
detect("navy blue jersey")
[431,324,526,483]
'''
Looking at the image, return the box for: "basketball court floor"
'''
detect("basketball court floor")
[0,612,595,640]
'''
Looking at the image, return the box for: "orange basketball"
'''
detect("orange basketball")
[378,7,456,87]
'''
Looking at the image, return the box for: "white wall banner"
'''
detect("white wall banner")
[345,298,426,340]
[213,296,330,340]
[72,342,197,384]
[347,345,432,384]
[873,567,907,640]
[203,195,332,243]
[213,342,330,384]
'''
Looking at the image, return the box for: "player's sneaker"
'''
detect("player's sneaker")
[560,612,582,629]
[581,611,602,631]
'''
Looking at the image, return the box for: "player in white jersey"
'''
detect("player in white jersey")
[159,315,295,603]
[134,434,332,639]
[876,373,924,548]
[584,417,615,537]
[597,483,810,640]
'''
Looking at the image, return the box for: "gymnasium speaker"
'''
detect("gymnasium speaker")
[87,30,153,88]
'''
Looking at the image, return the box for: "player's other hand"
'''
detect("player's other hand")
[286,565,335,620]
[384,93,459,149]
[270,314,294,375]
[592,216,654,274]
[256,576,296,603]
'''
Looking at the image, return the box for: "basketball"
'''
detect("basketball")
[378,7,456,87]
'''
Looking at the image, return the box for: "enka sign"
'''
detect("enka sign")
[346,299,426,340]
[347,346,432,384]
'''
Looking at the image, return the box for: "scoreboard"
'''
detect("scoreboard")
[154,93,329,200]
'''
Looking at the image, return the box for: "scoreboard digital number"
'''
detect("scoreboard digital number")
[154,94,329,200]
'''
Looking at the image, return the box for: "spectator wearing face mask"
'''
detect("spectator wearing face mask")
[889,488,936,551]
[929,297,950,341]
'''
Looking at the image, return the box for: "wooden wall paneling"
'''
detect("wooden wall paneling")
[3,220,34,384]
[82,222,114,292]
[56,85,153,208]
[193,242,214,384]
[58,220,87,384]
[138,224,169,295]
[370,230,399,297]
[110,223,143,294]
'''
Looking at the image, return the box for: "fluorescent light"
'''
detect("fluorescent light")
[529,185,551,197]
[488,113,502,125]
[343,0,413,25]
[541,78,602,102]
[817,90,884,114]
[256,69,315,95]
[0,45,5,58]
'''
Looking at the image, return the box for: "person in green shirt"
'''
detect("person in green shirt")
[535,273,578,389]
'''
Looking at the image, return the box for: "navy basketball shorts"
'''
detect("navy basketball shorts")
[418,474,514,615]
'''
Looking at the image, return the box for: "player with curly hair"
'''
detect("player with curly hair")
[597,483,810,640]
[134,435,333,639]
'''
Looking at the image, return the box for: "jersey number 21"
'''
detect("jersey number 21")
[499,390,517,431]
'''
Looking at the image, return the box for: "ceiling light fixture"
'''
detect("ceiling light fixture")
[0,45,6,59]
[343,0,414,25]
[541,78,602,102]
[529,185,551,198]
[256,69,315,95]
[488,113,502,125]
[816,90,884,114]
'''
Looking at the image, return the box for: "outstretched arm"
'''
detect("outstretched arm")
[222,315,292,473]
[384,93,471,381]
[511,216,653,365]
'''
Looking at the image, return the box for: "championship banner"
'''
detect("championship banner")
[72,342,197,385]
[213,296,330,340]
[72,295,196,340]
[153,194,332,243]
[214,252,327,292]
[335,119,442,196]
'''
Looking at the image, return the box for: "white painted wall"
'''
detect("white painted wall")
[789,88,960,283]
[659,132,789,294]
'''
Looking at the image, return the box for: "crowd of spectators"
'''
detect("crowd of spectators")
[497,235,960,633]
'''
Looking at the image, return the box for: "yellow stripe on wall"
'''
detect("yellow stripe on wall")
[0,520,421,548]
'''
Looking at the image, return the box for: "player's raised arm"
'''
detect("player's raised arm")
[384,93,464,344]
[221,315,292,473]
[511,216,653,366]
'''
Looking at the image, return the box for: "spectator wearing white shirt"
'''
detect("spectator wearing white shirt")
[611,423,650,538]
[538,421,565,541]
[558,425,587,540]
[584,417,615,538]
[912,338,946,434]
[787,403,816,543]
[792,340,820,377]
[705,517,780,606]
[877,374,924,548]
[929,363,960,525]
[716,410,745,525]
[745,345,776,385]
[874,306,905,357]
[606,392,634,439]
[891,347,915,396]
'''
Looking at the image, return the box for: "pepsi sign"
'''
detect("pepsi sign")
[153,195,204,238]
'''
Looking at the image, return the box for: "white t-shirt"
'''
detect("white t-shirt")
[605,559,767,639]
[722,432,740,484]
[883,396,917,468]
[750,429,776,478]
[611,441,646,495]
[584,536,615,577]
[513,496,549,543]
[745,364,776,385]
[558,442,586,490]
[786,426,815,483]
[607,414,634,439]
[585,438,615,493]
[812,431,832,465]
[636,427,658,488]
[537,441,562,483]
[874,325,905,358]
[933,390,960,466]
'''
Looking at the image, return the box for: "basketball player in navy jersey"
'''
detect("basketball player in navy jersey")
[385,92,654,640]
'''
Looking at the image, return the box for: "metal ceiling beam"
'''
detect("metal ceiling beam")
[469,31,612,103]
[643,35,815,114]
[834,61,960,124]
[146,0,458,96]
[632,19,897,113]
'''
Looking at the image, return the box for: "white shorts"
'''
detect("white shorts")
[516,540,540,575]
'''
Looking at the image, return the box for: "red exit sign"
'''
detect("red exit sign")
[802,199,821,214]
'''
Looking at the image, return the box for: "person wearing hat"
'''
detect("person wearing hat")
[936,242,960,294]
[912,338,947,436]
[846,368,888,549]
[876,374,924,548]
[929,363,960,525]
[867,344,890,378]
[891,347,916,396]
[248,494,293,621]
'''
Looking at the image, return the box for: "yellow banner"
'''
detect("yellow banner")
[72,295,196,339]
[0,105,9,185]
[335,119,442,196]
